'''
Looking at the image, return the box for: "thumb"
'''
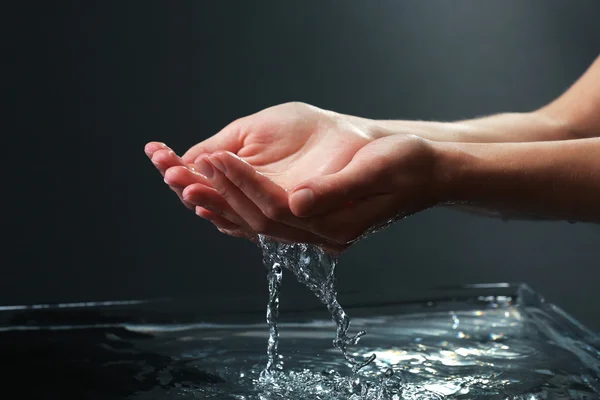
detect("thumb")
[289,165,372,218]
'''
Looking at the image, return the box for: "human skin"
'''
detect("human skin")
[145,56,599,250]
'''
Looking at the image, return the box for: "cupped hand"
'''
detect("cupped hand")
[146,102,374,251]
[200,132,440,247]
[145,102,441,251]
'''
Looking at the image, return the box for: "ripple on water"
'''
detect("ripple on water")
[120,305,599,399]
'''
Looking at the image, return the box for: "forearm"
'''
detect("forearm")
[356,56,600,144]
[366,111,573,143]
[434,137,600,223]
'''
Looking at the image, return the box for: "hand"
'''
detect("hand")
[201,132,440,247]
[145,102,373,250]
[143,142,257,241]
[145,102,441,250]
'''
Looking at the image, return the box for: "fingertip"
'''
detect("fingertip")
[193,153,209,165]
[183,182,212,198]
[289,187,315,217]
[182,199,196,211]
[210,150,239,164]
[195,206,211,218]
[182,146,206,164]
[195,206,223,221]
[144,142,167,157]
[208,153,227,174]
[182,187,203,204]
[194,156,215,179]
[163,166,182,185]
[181,184,196,200]
[151,149,172,165]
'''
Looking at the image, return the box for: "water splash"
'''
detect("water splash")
[262,262,283,375]
[257,235,376,373]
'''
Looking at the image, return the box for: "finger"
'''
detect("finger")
[307,194,400,245]
[195,155,343,249]
[151,149,195,210]
[207,151,306,228]
[195,206,242,231]
[181,119,245,164]
[172,187,195,210]
[164,166,214,190]
[195,207,258,242]
[144,141,168,158]
[205,152,350,253]
[151,148,186,175]
[183,183,247,227]
[288,162,374,218]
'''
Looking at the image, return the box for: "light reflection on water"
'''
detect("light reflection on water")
[2,292,599,399]
[121,305,599,399]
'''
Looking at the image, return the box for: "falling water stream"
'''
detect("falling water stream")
[258,235,377,377]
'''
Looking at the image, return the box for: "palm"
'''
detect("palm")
[231,103,371,190]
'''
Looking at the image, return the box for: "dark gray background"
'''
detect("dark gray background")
[7,1,600,330]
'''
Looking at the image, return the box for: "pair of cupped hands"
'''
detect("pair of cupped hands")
[145,102,438,253]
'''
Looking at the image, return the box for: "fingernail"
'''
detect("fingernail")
[290,188,314,209]
[195,158,214,179]
[144,142,167,157]
[210,156,227,174]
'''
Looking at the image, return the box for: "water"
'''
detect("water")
[4,294,598,399]
[2,243,599,400]
[250,236,600,398]
[263,261,283,374]
[5,234,596,399]
[258,236,376,374]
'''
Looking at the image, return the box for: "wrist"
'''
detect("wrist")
[330,112,410,140]
[367,118,471,142]
[432,140,551,206]
[429,141,466,205]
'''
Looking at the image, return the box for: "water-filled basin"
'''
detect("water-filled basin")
[1,283,598,399]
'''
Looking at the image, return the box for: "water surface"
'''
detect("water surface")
[2,286,599,399]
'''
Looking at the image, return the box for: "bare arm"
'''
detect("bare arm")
[434,137,600,223]
[149,57,600,246]
[348,56,600,143]
[364,56,600,221]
